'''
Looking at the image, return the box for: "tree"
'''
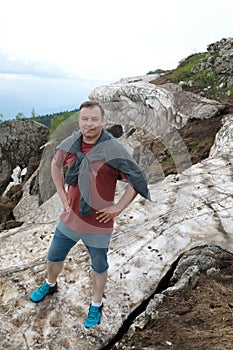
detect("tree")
[15,112,26,120]
[50,111,72,135]
[31,108,36,119]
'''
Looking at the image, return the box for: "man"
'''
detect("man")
[30,100,150,328]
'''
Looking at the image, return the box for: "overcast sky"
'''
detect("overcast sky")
[0,0,232,120]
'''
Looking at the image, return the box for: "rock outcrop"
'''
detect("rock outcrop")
[88,79,226,185]
[191,37,233,88]
[0,120,49,194]
[90,81,225,134]
[0,120,49,229]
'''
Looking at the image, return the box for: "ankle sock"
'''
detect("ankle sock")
[91,301,102,307]
[46,279,56,287]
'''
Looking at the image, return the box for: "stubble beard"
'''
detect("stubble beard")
[82,127,102,143]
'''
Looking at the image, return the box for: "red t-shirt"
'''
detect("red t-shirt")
[53,141,126,234]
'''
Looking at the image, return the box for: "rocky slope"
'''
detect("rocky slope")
[0,38,233,350]
[1,110,233,349]
[112,246,233,350]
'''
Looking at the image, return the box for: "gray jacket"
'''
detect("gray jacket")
[56,128,151,216]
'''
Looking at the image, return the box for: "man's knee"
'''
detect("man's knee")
[47,228,76,262]
[92,263,109,274]
[86,246,109,274]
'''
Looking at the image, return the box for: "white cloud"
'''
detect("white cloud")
[0,0,232,118]
[0,72,106,119]
[1,0,232,79]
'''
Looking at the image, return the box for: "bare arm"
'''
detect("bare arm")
[51,158,70,212]
[96,184,137,223]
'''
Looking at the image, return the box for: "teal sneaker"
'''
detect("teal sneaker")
[30,281,58,303]
[84,304,103,328]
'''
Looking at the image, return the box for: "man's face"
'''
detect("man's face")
[78,106,105,144]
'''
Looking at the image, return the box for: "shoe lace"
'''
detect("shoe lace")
[37,282,50,295]
[88,306,99,320]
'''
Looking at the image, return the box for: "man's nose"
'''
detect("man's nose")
[86,120,93,126]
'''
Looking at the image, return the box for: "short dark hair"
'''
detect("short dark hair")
[79,100,105,118]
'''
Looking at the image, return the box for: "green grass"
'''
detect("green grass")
[164,51,233,100]
[161,156,174,165]
[170,53,206,82]
[169,52,220,90]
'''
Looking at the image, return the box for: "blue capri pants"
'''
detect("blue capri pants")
[47,228,109,274]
